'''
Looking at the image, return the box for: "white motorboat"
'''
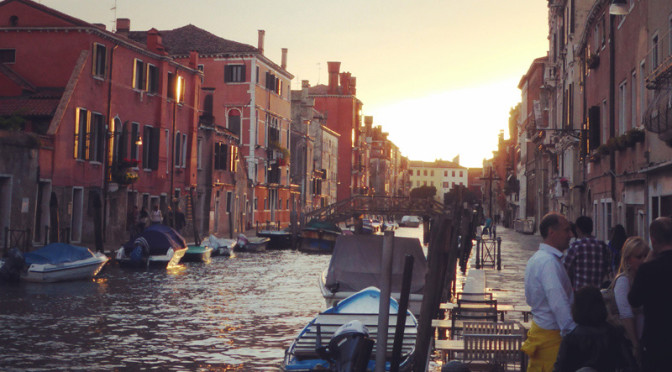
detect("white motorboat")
[207,235,237,256]
[0,243,109,283]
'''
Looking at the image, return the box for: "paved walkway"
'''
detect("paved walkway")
[459,224,542,321]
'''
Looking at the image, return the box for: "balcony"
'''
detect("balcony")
[645,30,672,90]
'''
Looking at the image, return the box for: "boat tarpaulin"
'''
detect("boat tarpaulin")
[325,235,427,294]
[305,219,342,232]
[23,243,95,265]
[123,224,187,256]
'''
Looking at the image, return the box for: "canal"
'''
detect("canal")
[0,226,430,371]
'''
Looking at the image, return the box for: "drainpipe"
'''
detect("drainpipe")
[609,14,617,228]
[103,44,118,247]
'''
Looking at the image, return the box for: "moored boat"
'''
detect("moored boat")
[318,234,427,317]
[281,287,418,371]
[256,228,294,249]
[234,234,269,253]
[298,219,342,253]
[0,243,109,283]
[182,244,213,263]
[207,235,237,256]
[116,224,188,268]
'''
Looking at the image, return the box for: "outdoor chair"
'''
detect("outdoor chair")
[462,333,527,371]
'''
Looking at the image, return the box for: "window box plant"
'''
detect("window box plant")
[587,53,600,69]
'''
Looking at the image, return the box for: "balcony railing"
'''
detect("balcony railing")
[645,30,672,89]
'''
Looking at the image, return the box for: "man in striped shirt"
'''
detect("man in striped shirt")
[563,216,611,291]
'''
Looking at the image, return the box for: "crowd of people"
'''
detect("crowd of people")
[521,212,672,372]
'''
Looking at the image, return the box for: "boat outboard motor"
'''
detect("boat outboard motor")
[319,320,374,372]
[0,247,25,282]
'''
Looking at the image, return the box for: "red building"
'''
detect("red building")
[309,62,364,201]
[0,0,201,249]
[129,26,294,229]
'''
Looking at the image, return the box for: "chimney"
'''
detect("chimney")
[116,18,130,35]
[327,61,340,94]
[189,50,199,69]
[146,28,167,56]
[301,80,310,88]
[365,116,373,131]
[340,72,351,94]
[258,30,265,55]
[92,23,106,30]
[350,76,356,95]
[281,48,288,70]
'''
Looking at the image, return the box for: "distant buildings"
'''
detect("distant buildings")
[408,160,468,203]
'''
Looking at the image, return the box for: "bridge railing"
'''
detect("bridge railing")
[304,195,448,223]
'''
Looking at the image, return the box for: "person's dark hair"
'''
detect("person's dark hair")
[575,215,593,235]
[572,286,607,326]
[610,224,627,250]
[569,222,577,238]
[539,212,563,239]
[650,217,672,246]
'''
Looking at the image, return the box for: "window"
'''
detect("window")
[167,73,175,100]
[443,182,449,188]
[230,146,238,172]
[226,191,232,213]
[174,131,181,167]
[147,64,159,94]
[265,71,280,93]
[92,43,106,78]
[452,171,455,177]
[444,171,448,177]
[142,126,152,169]
[90,113,104,162]
[459,171,463,177]
[423,170,427,176]
[165,129,170,174]
[197,137,202,170]
[430,170,434,177]
[132,59,145,90]
[416,170,420,176]
[131,122,140,161]
[631,70,637,127]
[74,108,88,160]
[256,66,259,83]
[618,80,627,134]
[225,65,246,82]
[181,133,187,168]
[652,34,659,69]
[228,110,241,136]
[640,61,646,122]
[0,49,15,64]
[214,142,228,170]
[177,76,185,104]
[140,126,160,170]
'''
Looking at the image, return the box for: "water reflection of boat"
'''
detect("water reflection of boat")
[318,234,427,317]
[0,243,109,283]
[183,244,213,263]
[116,224,187,268]
[207,235,237,256]
[256,229,293,249]
[281,287,418,372]
[298,219,342,254]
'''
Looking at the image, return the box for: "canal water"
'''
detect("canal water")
[0,227,430,371]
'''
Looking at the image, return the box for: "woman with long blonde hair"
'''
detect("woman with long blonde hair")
[613,236,649,362]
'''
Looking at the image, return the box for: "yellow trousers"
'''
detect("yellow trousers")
[521,320,562,372]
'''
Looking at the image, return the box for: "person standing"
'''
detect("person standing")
[175,206,186,234]
[563,216,611,291]
[613,236,648,364]
[150,205,163,225]
[521,212,576,371]
[629,217,672,371]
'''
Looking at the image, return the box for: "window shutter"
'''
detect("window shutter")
[225,65,232,82]
[150,127,160,170]
[84,110,91,160]
[588,106,600,151]
[241,65,246,82]
[214,143,220,170]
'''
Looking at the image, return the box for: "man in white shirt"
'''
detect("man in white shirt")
[521,212,576,371]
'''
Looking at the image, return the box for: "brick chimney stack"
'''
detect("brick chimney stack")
[340,72,351,94]
[116,18,130,35]
[281,48,287,70]
[258,30,265,55]
[350,77,356,96]
[146,28,167,56]
[189,51,199,69]
[365,116,373,131]
[327,61,340,94]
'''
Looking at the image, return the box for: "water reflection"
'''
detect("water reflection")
[0,227,426,370]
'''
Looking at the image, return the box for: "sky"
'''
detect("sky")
[40,0,549,168]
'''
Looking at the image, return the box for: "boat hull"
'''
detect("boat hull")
[116,247,187,268]
[298,229,339,253]
[234,237,269,253]
[256,231,293,249]
[21,253,109,283]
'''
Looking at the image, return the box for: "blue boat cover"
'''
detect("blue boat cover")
[305,219,341,233]
[123,224,187,256]
[23,243,95,265]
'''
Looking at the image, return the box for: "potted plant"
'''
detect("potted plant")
[616,134,628,150]
[625,127,645,146]
[596,144,610,156]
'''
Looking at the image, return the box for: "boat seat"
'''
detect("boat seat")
[292,313,417,359]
